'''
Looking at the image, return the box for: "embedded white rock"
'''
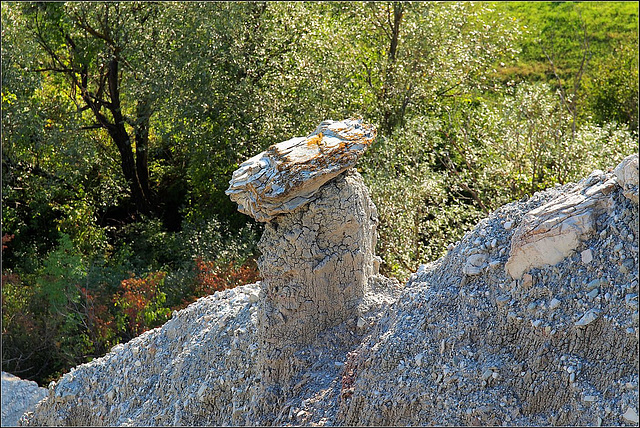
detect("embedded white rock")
[225,118,376,222]
[614,153,639,204]
[505,169,618,280]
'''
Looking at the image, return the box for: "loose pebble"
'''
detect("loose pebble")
[575,308,600,326]
[623,407,639,424]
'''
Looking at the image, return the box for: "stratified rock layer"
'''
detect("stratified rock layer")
[225,118,376,222]
[337,155,638,427]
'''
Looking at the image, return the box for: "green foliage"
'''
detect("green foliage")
[362,81,637,279]
[492,1,639,129]
[584,42,639,130]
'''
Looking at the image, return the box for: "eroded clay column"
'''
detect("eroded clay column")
[226,119,379,423]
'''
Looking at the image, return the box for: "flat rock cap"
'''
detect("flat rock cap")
[226,118,376,222]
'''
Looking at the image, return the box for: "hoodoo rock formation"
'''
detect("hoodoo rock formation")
[226,118,397,423]
[15,140,638,426]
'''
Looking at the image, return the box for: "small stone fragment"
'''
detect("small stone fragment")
[625,294,638,309]
[585,279,601,291]
[575,308,600,326]
[481,369,493,381]
[496,295,510,308]
[463,254,488,276]
[622,407,639,424]
[549,298,561,310]
[248,292,260,303]
[581,249,594,264]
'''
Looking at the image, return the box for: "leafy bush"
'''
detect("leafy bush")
[113,271,171,340]
[194,258,260,297]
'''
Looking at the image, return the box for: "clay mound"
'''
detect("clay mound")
[338,158,639,426]
[22,285,262,426]
[20,155,638,426]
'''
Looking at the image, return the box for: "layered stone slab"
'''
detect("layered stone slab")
[225,118,376,222]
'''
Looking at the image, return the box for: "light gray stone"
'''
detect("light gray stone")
[575,308,600,326]
[463,253,488,275]
[623,406,639,424]
[614,154,638,204]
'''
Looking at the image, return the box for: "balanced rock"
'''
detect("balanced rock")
[225,118,376,222]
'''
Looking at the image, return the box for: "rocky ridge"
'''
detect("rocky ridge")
[1,371,47,426]
[339,154,639,426]
[17,152,639,426]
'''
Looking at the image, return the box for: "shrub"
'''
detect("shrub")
[113,271,171,340]
[194,257,260,297]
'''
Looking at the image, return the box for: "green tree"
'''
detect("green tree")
[336,2,521,135]
[17,2,173,215]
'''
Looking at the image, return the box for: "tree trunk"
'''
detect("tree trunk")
[381,2,404,136]
[135,98,152,202]
[30,5,153,216]
[106,58,152,215]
